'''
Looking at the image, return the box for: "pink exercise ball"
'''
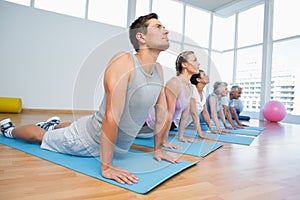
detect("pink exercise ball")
[262,100,286,122]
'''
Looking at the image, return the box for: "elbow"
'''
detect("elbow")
[103,111,119,126]
[164,113,173,126]
[190,111,197,119]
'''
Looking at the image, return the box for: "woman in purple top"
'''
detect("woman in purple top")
[140,51,210,148]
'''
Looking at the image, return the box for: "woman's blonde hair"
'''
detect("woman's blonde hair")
[175,51,194,76]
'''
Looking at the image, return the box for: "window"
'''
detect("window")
[88,0,128,27]
[274,0,300,40]
[5,0,30,6]
[185,6,210,48]
[212,15,235,51]
[152,0,183,41]
[158,42,182,83]
[135,0,150,19]
[236,46,262,112]
[34,0,86,18]
[210,51,234,85]
[238,4,264,47]
[272,38,300,115]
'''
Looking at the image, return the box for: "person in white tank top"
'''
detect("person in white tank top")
[187,70,220,134]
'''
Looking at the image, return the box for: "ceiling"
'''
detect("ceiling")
[177,0,264,17]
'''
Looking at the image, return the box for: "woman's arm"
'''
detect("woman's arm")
[218,105,230,133]
[189,98,210,139]
[153,65,181,155]
[222,104,236,129]
[163,78,182,148]
[209,95,223,133]
[178,103,195,142]
[202,103,218,134]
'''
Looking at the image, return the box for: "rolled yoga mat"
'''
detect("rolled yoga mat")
[0,97,22,113]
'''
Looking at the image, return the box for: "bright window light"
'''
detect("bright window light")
[88,0,128,27]
[34,0,86,18]
[5,0,30,6]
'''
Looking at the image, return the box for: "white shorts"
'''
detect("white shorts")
[40,116,99,157]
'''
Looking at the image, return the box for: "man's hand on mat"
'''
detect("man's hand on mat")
[163,141,181,149]
[102,166,139,185]
[236,124,244,129]
[154,149,180,163]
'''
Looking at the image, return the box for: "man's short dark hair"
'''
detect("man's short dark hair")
[129,13,158,52]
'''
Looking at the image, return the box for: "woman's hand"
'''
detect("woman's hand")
[163,141,181,149]
[154,149,181,163]
[221,129,230,134]
[209,129,219,134]
[178,136,195,143]
[215,129,229,134]
[198,133,215,140]
[101,165,139,185]
[224,125,233,130]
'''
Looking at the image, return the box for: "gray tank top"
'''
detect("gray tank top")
[86,53,162,154]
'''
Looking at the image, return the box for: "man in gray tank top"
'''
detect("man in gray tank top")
[0,13,180,185]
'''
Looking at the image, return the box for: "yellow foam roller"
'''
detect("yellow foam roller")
[0,97,22,113]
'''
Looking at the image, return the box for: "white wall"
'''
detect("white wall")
[0,1,131,110]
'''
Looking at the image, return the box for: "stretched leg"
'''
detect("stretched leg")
[12,125,46,144]
[1,116,72,144]
[11,122,71,143]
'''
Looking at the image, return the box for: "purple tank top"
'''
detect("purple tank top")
[146,76,192,129]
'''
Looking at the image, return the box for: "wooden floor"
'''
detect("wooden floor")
[1,111,300,200]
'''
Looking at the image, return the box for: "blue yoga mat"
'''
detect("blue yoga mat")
[221,122,265,132]
[227,129,262,136]
[0,136,198,194]
[134,136,222,157]
[186,123,264,133]
[180,126,262,137]
[170,129,255,146]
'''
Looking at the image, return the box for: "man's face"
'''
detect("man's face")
[144,18,170,51]
[232,88,242,99]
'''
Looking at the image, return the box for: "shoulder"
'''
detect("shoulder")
[104,52,134,75]
[191,85,199,99]
[165,76,181,96]
[221,96,229,105]
[208,93,217,102]
[107,52,133,68]
[104,52,134,85]
[166,76,180,87]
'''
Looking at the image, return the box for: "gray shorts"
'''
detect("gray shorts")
[40,116,100,157]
